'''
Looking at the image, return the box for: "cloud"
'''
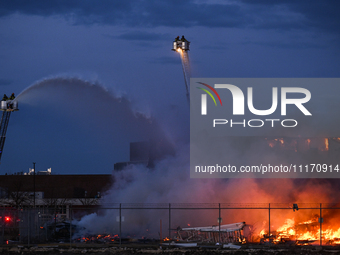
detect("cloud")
[0,0,244,28]
[242,40,326,50]
[116,31,168,41]
[0,0,133,20]
[1,0,339,37]
[240,0,340,34]
[0,79,12,86]
[151,56,180,65]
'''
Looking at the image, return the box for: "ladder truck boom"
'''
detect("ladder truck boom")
[172,35,191,102]
[0,93,18,162]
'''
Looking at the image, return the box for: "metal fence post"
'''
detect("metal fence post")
[160,219,162,245]
[268,203,271,243]
[28,209,30,246]
[320,203,322,246]
[1,209,4,245]
[168,203,171,247]
[219,203,221,245]
[119,203,122,247]
[70,206,72,247]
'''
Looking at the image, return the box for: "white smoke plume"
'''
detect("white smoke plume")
[13,76,340,240]
[75,142,340,239]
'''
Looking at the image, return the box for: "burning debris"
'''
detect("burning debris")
[176,222,250,244]
[258,217,340,245]
[265,137,340,152]
[76,234,119,244]
[70,202,340,248]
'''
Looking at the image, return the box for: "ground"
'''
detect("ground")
[0,244,339,255]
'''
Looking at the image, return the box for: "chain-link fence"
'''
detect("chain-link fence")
[0,203,339,246]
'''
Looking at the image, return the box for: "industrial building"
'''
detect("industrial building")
[114,139,175,171]
[0,172,113,207]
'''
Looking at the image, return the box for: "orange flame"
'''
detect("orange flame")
[257,217,340,245]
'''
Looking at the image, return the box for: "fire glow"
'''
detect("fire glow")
[258,217,340,245]
[78,234,119,243]
[265,137,334,152]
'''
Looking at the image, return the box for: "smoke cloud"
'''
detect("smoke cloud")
[76,142,340,239]
[17,77,340,240]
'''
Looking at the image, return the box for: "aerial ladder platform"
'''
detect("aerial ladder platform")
[172,35,191,102]
[0,94,18,162]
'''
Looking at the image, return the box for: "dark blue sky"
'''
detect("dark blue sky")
[0,0,339,174]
